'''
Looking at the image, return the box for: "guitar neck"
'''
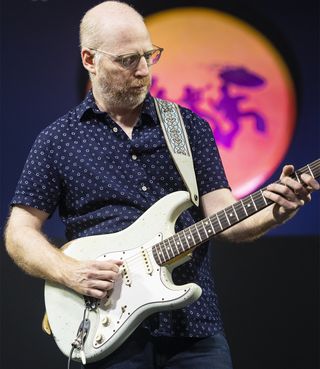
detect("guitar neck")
[153,159,320,265]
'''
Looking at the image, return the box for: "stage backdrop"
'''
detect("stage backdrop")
[1,1,319,369]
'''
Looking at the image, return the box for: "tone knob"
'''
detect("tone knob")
[101,316,109,326]
[95,334,103,343]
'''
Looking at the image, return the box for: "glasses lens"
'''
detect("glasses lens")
[120,54,141,68]
[117,48,163,69]
[148,49,162,65]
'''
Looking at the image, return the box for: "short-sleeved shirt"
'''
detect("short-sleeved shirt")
[11,90,230,337]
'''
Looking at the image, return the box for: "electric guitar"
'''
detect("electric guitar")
[44,159,319,364]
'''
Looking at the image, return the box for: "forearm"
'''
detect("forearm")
[5,212,122,299]
[218,203,292,243]
[5,223,74,284]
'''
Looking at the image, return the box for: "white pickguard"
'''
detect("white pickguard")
[44,191,202,363]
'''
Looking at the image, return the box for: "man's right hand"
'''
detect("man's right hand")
[63,259,123,299]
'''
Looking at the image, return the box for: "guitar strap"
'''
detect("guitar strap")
[154,97,199,207]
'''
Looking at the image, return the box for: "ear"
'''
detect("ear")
[81,48,96,74]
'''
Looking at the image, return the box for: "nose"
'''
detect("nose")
[134,56,150,77]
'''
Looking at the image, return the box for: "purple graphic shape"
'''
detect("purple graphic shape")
[150,66,267,148]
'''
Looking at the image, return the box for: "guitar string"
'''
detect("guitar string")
[90,159,320,269]
[112,161,320,270]
[107,161,320,272]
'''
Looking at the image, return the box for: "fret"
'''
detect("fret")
[232,204,239,221]
[294,171,301,183]
[166,238,175,259]
[307,164,314,178]
[241,197,256,216]
[201,220,209,238]
[310,160,319,177]
[218,210,230,230]
[215,213,223,230]
[225,205,238,225]
[260,190,268,206]
[295,169,305,183]
[211,214,222,233]
[252,191,267,210]
[161,240,170,260]
[208,218,216,234]
[250,194,258,211]
[197,223,205,241]
[192,225,202,244]
[172,234,181,255]
[152,244,159,264]
[176,231,186,252]
[240,199,248,216]
[223,209,231,226]
[155,244,165,264]
[204,218,215,236]
[183,229,195,249]
[233,201,247,220]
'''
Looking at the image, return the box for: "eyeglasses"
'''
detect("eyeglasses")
[88,45,164,70]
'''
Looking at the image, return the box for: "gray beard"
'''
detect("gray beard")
[96,74,150,111]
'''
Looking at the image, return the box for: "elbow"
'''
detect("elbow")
[4,219,18,258]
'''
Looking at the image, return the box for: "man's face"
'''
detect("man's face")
[93,32,153,110]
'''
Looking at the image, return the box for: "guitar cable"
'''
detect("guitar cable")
[67,305,91,369]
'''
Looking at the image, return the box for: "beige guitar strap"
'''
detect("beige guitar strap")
[154,98,199,207]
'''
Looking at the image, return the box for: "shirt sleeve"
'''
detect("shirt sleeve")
[10,128,61,216]
[180,107,230,196]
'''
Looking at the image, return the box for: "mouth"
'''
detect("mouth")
[131,84,147,89]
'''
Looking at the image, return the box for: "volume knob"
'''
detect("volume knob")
[101,316,109,326]
[95,334,103,344]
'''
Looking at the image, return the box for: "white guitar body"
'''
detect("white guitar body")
[44,191,202,363]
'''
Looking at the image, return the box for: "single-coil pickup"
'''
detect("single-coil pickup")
[141,247,153,275]
[121,262,131,286]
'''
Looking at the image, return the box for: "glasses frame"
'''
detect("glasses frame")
[88,45,164,69]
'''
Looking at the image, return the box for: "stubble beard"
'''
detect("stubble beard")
[96,72,151,111]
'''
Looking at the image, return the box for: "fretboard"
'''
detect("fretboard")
[152,159,320,265]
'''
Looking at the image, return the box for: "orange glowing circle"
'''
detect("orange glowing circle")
[146,8,296,198]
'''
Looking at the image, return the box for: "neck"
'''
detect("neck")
[92,88,143,137]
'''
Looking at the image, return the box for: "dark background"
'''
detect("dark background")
[1,1,319,368]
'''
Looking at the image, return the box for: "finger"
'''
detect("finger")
[82,279,117,299]
[93,260,123,273]
[280,164,294,180]
[85,287,109,299]
[263,189,303,210]
[280,177,309,199]
[88,268,121,282]
[266,183,297,202]
[300,173,320,191]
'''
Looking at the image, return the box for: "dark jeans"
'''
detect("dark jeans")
[83,327,233,369]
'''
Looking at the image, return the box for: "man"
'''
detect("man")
[4,1,319,369]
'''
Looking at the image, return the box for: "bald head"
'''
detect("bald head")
[80,1,150,51]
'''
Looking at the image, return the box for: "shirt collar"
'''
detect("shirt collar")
[77,90,158,125]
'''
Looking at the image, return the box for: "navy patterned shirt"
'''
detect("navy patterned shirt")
[11,90,229,338]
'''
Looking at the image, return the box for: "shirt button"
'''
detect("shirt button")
[131,154,137,160]
[112,127,118,133]
[141,185,147,192]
